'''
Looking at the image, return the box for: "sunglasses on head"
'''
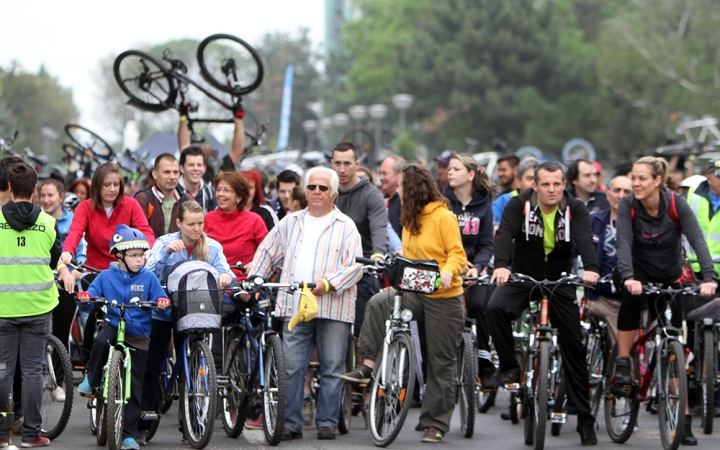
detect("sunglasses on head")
[306,184,330,192]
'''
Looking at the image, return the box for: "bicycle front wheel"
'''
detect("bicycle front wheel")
[458,331,476,437]
[532,340,549,450]
[105,350,126,450]
[658,340,686,450]
[65,124,114,160]
[701,328,715,435]
[222,333,247,438]
[197,34,264,96]
[113,50,175,112]
[586,328,606,419]
[262,334,286,445]
[181,339,217,449]
[40,335,74,440]
[369,332,416,447]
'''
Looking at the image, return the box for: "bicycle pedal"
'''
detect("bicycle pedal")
[79,391,95,399]
[550,412,566,424]
[140,411,159,421]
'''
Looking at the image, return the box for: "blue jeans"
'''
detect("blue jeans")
[0,313,52,441]
[283,319,350,433]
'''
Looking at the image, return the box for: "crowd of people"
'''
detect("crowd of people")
[1,129,720,449]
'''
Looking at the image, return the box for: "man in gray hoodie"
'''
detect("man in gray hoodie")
[331,142,389,337]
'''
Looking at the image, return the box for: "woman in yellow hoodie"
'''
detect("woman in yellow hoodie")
[342,165,466,443]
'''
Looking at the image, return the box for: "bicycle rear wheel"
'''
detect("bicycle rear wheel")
[65,124,114,160]
[458,332,476,437]
[105,350,126,450]
[197,34,264,96]
[181,339,217,449]
[369,332,416,447]
[40,335,74,440]
[95,395,107,446]
[658,340,686,450]
[262,334,286,445]
[222,333,247,438]
[113,50,176,112]
[701,328,715,435]
[338,331,355,435]
[586,328,606,419]
[159,355,175,414]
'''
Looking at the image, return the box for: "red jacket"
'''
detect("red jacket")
[63,197,155,270]
[204,209,268,280]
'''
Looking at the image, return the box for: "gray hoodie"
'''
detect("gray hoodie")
[334,176,388,258]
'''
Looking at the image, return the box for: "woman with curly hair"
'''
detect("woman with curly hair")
[342,164,466,443]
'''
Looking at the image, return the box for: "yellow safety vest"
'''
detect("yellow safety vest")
[686,187,720,276]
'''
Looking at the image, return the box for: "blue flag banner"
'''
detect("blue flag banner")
[276,65,294,151]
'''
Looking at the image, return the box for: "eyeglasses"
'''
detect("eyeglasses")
[216,187,234,194]
[306,184,330,192]
[124,253,145,259]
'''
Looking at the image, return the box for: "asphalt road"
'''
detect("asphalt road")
[23,384,720,449]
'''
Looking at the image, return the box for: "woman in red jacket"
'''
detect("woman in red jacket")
[205,171,268,280]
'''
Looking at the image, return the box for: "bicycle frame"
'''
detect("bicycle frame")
[102,315,133,405]
[378,291,413,389]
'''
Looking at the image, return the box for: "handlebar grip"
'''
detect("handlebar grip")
[304,282,317,290]
[356,257,377,266]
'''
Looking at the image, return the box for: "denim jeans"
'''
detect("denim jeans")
[0,312,52,442]
[282,318,350,433]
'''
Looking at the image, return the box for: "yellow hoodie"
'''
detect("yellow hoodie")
[402,200,467,299]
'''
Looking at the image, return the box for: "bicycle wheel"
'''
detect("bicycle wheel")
[522,352,534,444]
[88,397,98,436]
[65,124,114,159]
[159,355,175,414]
[262,334,286,445]
[338,331,355,434]
[144,415,160,443]
[658,340,686,450]
[587,328,606,419]
[369,332,416,447]
[603,347,640,443]
[181,339,217,449]
[113,50,176,112]
[532,340,549,450]
[197,34,264,96]
[222,334,247,438]
[105,350,126,450]
[39,335,74,440]
[95,395,107,446]
[458,332,476,437]
[701,328,715,435]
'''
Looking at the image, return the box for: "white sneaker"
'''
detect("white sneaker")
[50,386,66,402]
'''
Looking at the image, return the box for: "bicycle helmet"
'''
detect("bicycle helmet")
[109,224,150,255]
[63,193,79,211]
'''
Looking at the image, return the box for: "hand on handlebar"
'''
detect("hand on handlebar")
[77,291,91,303]
[311,279,329,296]
[60,251,73,265]
[157,297,171,310]
[58,269,76,293]
[491,267,511,286]
[582,270,599,286]
[440,270,453,289]
[463,264,479,286]
[700,281,717,298]
[232,98,244,119]
[218,273,233,289]
[624,279,642,296]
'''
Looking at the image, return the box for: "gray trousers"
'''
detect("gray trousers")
[0,312,52,442]
[358,289,464,433]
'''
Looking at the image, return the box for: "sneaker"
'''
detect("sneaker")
[421,426,445,443]
[136,432,146,446]
[681,415,697,446]
[0,440,8,448]
[20,437,50,448]
[496,368,520,386]
[121,437,140,450]
[50,386,66,403]
[317,426,335,440]
[78,376,93,395]
[576,415,597,446]
[614,356,632,387]
[340,364,373,384]
[302,397,314,428]
[479,367,498,391]
[281,428,302,441]
[244,415,263,430]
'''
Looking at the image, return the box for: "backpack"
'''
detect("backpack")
[167,260,222,333]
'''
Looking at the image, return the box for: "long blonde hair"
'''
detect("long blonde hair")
[178,201,209,262]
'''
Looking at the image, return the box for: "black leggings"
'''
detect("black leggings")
[616,263,682,331]
[464,283,494,371]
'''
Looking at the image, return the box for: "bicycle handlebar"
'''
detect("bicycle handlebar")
[76,296,165,310]
[509,273,580,286]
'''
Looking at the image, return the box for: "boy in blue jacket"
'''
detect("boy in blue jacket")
[77,225,169,450]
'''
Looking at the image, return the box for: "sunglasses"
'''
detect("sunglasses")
[306,184,330,192]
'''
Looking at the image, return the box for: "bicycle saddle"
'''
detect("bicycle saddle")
[686,297,720,322]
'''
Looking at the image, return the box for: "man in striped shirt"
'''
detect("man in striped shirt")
[249,166,363,441]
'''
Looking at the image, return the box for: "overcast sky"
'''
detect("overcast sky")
[0,0,324,140]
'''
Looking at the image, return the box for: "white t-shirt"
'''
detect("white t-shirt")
[290,212,333,314]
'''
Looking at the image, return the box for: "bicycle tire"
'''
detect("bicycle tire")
[587,328,606,419]
[144,414,160,443]
[701,328,715,435]
[89,397,98,436]
[96,394,107,446]
[369,332,416,447]
[159,356,175,414]
[197,34,264,96]
[603,347,640,443]
[658,340,686,450]
[113,50,176,112]
[459,332,476,437]
[532,340,549,450]
[105,350,126,450]
[338,331,355,435]
[262,334,286,445]
[181,339,217,449]
[222,333,247,438]
[64,124,114,159]
[523,356,534,445]
[477,387,497,414]
[550,371,566,436]
[40,335,74,440]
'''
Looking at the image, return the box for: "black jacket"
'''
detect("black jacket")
[495,189,598,281]
[566,185,609,212]
[444,185,494,270]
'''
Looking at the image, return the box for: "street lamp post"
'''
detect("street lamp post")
[332,113,349,143]
[302,120,318,151]
[348,105,367,145]
[391,94,414,134]
[368,104,388,168]
[319,117,333,149]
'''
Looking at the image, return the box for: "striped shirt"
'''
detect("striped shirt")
[250,206,363,323]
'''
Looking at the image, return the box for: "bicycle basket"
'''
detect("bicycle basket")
[167,260,222,333]
[387,256,441,294]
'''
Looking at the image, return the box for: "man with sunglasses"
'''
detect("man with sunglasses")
[249,166,363,441]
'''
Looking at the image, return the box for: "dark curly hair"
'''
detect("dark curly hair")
[400,165,447,236]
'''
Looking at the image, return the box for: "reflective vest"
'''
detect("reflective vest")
[686,187,720,275]
[0,210,59,317]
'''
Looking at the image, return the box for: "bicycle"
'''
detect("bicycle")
[76,294,165,450]
[603,283,695,450]
[686,296,720,435]
[39,334,73,441]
